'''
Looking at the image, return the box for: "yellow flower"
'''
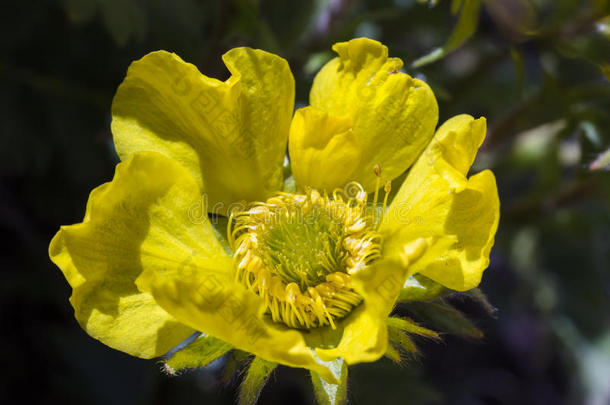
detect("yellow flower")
[49,38,499,386]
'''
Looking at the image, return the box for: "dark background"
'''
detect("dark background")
[2,0,609,404]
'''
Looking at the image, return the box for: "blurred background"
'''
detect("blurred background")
[1,0,609,404]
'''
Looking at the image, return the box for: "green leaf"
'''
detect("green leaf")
[397,274,450,302]
[239,356,278,405]
[406,301,483,338]
[311,359,348,405]
[412,0,482,68]
[164,334,232,375]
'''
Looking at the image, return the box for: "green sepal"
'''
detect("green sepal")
[387,317,440,339]
[387,325,417,354]
[461,288,497,316]
[222,350,251,383]
[384,343,402,363]
[163,334,232,375]
[397,274,451,302]
[386,316,439,362]
[239,356,278,405]
[310,358,348,405]
[406,301,483,339]
[209,214,233,256]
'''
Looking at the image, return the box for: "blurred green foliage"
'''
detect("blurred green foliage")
[1,0,609,404]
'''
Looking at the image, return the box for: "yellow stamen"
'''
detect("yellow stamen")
[377,180,392,227]
[383,181,392,211]
[228,183,383,330]
[373,164,382,206]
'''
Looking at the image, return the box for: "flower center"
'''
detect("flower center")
[228,183,382,330]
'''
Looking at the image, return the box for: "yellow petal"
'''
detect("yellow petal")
[139,261,339,384]
[314,253,422,364]
[288,106,361,192]
[308,38,438,191]
[308,240,427,364]
[382,115,500,291]
[49,152,232,358]
[111,48,294,214]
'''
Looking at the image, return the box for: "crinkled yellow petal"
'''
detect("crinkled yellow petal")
[288,106,361,192]
[308,38,438,191]
[111,48,294,214]
[314,239,429,364]
[138,260,339,384]
[49,152,232,358]
[313,263,394,363]
[382,115,500,291]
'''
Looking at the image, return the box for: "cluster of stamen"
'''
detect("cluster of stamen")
[228,182,384,329]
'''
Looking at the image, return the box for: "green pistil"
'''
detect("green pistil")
[257,206,347,289]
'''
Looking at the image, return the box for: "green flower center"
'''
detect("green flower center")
[228,184,382,330]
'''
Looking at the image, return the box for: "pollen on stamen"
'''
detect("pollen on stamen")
[228,183,383,330]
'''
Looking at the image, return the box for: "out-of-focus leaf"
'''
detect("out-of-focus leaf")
[594,0,610,13]
[406,301,484,338]
[512,120,567,165]
[99,0,147,46]
[486,0,536,42]
[529,0,580,37]
[311,359,348,405]
[596,16,610,40]
[580,121,603,147]
[451,0,463,14]
[559,138,581,167]
[61,0,148,46]
[239,357,277,405]
[412,0,481,68]
[260,0,316,47]
[601,64,610,79]
[61,0,97,23]
[590,148,610,171]
[416,0,440,6]
[555,17,610,66]
[164,334,232,375]
[510,46,525,95]
[304,51,334,76]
